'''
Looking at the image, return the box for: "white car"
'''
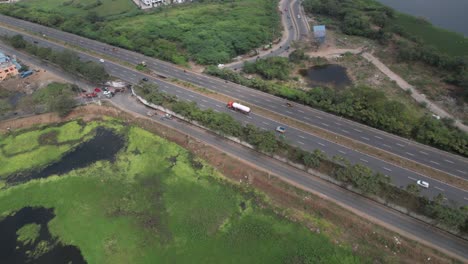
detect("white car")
[417,180,429,188]
[99,58,105,63]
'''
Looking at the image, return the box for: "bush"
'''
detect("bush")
[243,57,292,80]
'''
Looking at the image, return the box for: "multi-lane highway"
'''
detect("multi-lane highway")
[0,14,466,185]
[1,24,467,205]
[2,17,468,262]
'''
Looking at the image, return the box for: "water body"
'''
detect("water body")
[376,0,468,36]
[7,127,125,185]
[0,207,86,263]
[299,64,351,89]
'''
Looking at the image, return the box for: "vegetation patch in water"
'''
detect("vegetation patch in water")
[16,223,41,245]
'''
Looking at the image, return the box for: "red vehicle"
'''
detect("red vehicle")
[94,88,102,93]
[81,92,98,98]
[227,101,251,114]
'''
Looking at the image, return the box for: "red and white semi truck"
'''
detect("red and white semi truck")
[227,101,251,114]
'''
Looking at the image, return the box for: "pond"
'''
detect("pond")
[0,206,86,263]
[7,127,125,185]
[299,64,352,89]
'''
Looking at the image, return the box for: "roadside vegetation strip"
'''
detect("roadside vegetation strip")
[205,65,468,158]
[0,120,362,263]
[133,82,468,237]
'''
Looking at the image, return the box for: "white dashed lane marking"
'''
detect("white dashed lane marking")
[383,167,392,172]
[430,160,440,165]
[338,150,346,155]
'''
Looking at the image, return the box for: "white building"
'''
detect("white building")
[137,0,190,9]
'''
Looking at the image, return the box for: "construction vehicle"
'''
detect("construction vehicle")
[227,101,251,114]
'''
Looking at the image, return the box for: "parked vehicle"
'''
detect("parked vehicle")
[103,91,113,98]
[99,59,105,63]
[142,77,149,82]
[417,180,429,188]
[226,101,251,114]
[81,92,98,98]
[20,70,33,78]
[276,126,286,133]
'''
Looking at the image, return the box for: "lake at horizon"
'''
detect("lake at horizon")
[376,0,468,36]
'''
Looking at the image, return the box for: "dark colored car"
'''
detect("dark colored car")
[142,77,149,82]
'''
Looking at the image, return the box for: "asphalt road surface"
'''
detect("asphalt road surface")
[3,32,468,261]
[1,26,466,205]
[0,14,466,183]
[110,92,468,261]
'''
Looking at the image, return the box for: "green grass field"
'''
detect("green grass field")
[394,13,468,57]
[0,120,362,263]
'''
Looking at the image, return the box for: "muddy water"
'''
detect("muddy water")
[7,127,125,185]
[0,207,86,263]
[299,64,351,89]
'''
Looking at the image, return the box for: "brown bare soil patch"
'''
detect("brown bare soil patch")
[0,105,458,263]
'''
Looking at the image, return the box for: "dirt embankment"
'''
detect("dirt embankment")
[0,105,458,263]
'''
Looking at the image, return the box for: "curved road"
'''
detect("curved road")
[0,15,465,184]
